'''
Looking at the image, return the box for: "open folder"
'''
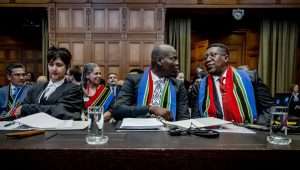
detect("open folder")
[0,112,88,130]
[162,117,232,129]
[118,117,231,130]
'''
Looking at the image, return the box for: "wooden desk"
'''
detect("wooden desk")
[1,124,300,170]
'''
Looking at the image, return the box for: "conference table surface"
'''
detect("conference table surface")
[1,123,300,170]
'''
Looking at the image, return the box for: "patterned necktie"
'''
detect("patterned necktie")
[152,79,164,106]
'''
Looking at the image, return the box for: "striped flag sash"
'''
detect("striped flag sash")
[198,66,257,123]
[84,85,114,112]
[137,67,177,121]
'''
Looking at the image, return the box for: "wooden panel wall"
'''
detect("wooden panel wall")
[1,0,299,82]
[0,37,42,85]
[48,3,164,79]
[191,29,260,80]
[1,0,300,5]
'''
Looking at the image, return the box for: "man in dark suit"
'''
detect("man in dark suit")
[107,73,121,101]
[112,44,189,121]
[13,47,83,120]
[190,43,273,125]
[0,63,31,120]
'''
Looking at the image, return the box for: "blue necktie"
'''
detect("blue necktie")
[12,87,21,99]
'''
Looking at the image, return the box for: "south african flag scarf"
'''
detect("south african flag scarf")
[198,66,257,123]
[84,85,114,112]
[7,85,25,111]
[137,67,177,121]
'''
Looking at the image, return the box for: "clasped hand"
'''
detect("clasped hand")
[148,105,171,121]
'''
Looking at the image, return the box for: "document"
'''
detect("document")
[162,117,232,129]
[214,124,256,134]
[0,112,88,130]
[120,118,164,130]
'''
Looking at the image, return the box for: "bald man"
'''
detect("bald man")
[112,44,189,121]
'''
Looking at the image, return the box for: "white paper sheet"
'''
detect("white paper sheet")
[215,124,256,134]
[15,112,65,128]
[0,113,88,130]
[120,118,164,130]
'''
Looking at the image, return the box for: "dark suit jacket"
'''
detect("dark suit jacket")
[288,94,300,116]
[21,80,83,120]
[190,70,274,125]
[0,84,31,119]
[112,73,189,121]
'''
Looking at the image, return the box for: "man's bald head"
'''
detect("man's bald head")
[150,44,178,78]
[151,44,176,67]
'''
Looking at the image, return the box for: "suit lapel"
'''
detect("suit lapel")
[46,81,67,103]
[3,86,10,107]
[36,83,49,103]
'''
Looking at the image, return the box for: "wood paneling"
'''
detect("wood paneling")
[281,0,300,4]
[202,0,238,4]
[129,43,140,65]
[58,42,70,50]
[93,9,105,31]
[129,10,140,31]
[125,0,159,2]
[93,42,105,63]
[15,0,49,3]
[108,9,120,32]
[92,0,122,3]
[55,0,87,3]
[108,66,119,76]
[72,9,85,29]
[143,42,154,65]
[143,10,155,31]
[57,9,70,30]
[108,42,121,64]
[165,0,197,4]
[128,9,156,32]
[240,0,276,4]
[72,42,84,64]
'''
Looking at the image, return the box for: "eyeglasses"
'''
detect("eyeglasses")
[168,127,219,138]
[11,73,26,77]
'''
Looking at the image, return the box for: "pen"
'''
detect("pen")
[45,132,58,140]
[4,121,16,127]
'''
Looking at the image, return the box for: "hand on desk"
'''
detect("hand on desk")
[149,106,171,121]
[104,111,112,122]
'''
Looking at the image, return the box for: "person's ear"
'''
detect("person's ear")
[7,74,12,81]
[157,57,163,66]
[224,54,229,63]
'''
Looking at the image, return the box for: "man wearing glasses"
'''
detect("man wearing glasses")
[190,43,273,125]
[0,63,31,120]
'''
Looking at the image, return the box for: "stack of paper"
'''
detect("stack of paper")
[120,118,164,130]
[0,112,88,130]
[162,117,232,129]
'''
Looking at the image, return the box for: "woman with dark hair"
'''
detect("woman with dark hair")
[82,63,114,121]
[13,47,83,120]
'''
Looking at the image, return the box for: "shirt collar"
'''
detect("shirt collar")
[48,78,65,88]
[151,70,165,82]
[213,68,228,82]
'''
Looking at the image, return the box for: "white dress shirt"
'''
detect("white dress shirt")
[151,71,166,106]
[212,69,227,116]
[39,78,65,102]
